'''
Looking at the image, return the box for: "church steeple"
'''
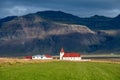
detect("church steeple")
[60,48,64,60]
[60,48,64,52]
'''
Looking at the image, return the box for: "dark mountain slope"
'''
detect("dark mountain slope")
[36,11,80,24]
[0,11,120,56]
[34,11,120,30]
[0,16,17,27]
[1,11,120,30]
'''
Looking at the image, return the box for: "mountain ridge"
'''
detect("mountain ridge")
[0,10,120,56]
[1,10,120,30]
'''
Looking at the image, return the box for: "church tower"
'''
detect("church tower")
[60,48,64,60]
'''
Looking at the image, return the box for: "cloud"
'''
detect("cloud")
[0,0,120,18]
[105,9,120,17]
[1,5,52,17]
[5,6,27,16]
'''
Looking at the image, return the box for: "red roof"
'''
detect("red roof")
[63,53,80,57]
[25,56,32,59]
[45,54,52,58]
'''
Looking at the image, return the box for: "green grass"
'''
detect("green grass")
[0,61,120,80]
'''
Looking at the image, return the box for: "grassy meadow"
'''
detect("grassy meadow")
[0,59,120,80]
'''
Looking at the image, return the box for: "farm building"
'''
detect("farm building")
[60,48,81,60]
[25,56,32,59]
[32,54,52,60]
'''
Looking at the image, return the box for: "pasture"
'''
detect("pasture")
[0,58,120,80]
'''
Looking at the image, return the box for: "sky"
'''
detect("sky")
[0,0,120,18]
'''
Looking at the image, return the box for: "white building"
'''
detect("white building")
[32,54,52,59]
[60,48,81,60]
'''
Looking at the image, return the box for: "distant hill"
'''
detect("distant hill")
[0,10,120,56]
[1,11,120,30]
[0,16,17,27]
[34,11,120,30]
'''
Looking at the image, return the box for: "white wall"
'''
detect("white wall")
[60,52,64,60]
[63,57,81,61]
[32,55,52,59]
[42,57,52,59]
[32,56,42,59]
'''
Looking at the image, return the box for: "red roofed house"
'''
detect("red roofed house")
[60,48,81,60]
[25,56,32,59]
[32,54,52,59]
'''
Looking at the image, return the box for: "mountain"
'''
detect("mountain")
[0,16,17,27]
[0,11,120,56]
[36,11,81,24]
[1,11,120,30]
[34,11,120,30]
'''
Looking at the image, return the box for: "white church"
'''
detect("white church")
[60,48,81,60]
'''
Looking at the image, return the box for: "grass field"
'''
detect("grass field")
[0,59,120,80]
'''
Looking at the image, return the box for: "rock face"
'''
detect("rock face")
[0,15,94,40]
[0,11,120,56]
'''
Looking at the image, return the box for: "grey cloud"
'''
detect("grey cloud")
[0,0,120,18]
